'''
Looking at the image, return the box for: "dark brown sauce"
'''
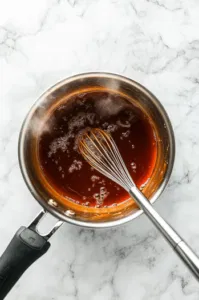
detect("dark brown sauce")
[38,91,157,208]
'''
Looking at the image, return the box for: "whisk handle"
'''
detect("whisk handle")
[130,187,199,280]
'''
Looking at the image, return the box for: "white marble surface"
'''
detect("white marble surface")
[1,0,199,299]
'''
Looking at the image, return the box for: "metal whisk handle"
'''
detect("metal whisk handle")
[130,186,199,280]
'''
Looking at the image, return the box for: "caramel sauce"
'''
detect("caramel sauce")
[38,91,157,208]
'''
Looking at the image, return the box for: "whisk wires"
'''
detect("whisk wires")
[78,128,135,191]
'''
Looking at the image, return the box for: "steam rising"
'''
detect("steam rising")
[95,96,127,117]
[30,78,135,158]
[95,79,131,117]
[30,113,55,136]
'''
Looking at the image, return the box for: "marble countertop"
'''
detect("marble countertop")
[1,0,199,299]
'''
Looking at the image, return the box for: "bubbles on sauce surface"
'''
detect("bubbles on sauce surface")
[48,135,70,157]
[93,186,109,207]
[38,91,157,207]
[130,162,137,173]
[68,160,83,173]
[122,130,130,138]
[91,175,100,182]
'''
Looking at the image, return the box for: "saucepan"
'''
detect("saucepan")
[0,73,174,299]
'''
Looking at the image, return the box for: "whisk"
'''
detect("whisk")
[79,128,199,280]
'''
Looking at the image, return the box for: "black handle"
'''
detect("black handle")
[0,226,50,299]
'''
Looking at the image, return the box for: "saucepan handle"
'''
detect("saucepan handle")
[0,211,62,300]
[0,226,50,299]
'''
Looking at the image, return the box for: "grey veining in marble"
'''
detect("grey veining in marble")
[1,0,199,299]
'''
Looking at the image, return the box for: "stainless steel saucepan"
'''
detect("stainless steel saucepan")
[0,73,175,299]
